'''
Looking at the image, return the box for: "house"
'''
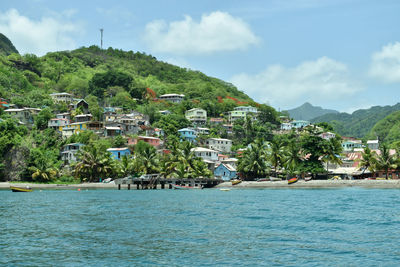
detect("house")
[178,128,197,143]
[221,158,238,168]
[206,138,232,153]
[280,122,292,131]
[107,147,131,160]
[87,121,104,134]
[106,121,140,135]
[191,147,218,162]
[222,124,233,134]
[50,92,74,103]
[61,127,75,139]
[104,111,118,122]
[128,136,161,148]
[291,120,310,129]
[214,163,237,181]
[69,99,89,113]
[4,108,34,125]
[56,113,71,120]
[210,118,224,125]
[320,132,336,140]
[74,114,92,123]
[104,126,123,137]
[196,127,210,135]
[367,140,379,150]
[228,106,258,122]
[342,140,363,151]
[61,143,84,165]
[185,108,207,125]
[159,93,185,103]
[48,118,70,132]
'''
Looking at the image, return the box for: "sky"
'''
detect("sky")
[1,0,400,113]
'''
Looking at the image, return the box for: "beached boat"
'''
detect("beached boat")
[269,177,282,181]
[288,178,298,184]
[220,188,231,191]
[257,178,269,182]
[231,179,242,185]
[304,177,312,182]
[171,184,202,190]
[10,186,33,192]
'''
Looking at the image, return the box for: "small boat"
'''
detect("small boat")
[171,184,202,190]
[10,186,33,192]
[269,177,282,181]
[288,178,298,184]
[257,178,269,182]
[231,179,242,185]
[220,188,231,191]
[304,177,312,182]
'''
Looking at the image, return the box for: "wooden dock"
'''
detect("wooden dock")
[114,177,223,190]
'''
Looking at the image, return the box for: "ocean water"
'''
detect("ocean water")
[1,188,400,266]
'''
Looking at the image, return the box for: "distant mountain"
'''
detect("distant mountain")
[312,103,400,138]
[285,102,339,121]
[0,33,18,56]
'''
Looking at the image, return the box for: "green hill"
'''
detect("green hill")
[0,33,18,56]
[311,103,400,138]
[0,45,254,117]
[285,102,338,120]
[366,110,400,144]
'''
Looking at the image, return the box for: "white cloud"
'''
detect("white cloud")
[369,42,400,83]
[143,11,259,55]
[0,9,82,56]
[231,57,361,109]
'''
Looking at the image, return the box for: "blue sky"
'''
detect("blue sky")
[1,0,400,112]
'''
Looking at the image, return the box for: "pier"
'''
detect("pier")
[114,176,223,190]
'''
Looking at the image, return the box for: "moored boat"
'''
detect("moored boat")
[231,179,242,185]
[288,178,298,185]
[171,184,202,190]
[10,186,33,192]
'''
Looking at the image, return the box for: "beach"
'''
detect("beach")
[3,179,400,190]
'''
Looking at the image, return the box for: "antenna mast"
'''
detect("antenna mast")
[100,28,104,49]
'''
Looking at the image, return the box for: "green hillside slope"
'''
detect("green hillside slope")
[0,33,18,56]
[286,102,338,120]
[366,110,400,144]
[311,103,400,138]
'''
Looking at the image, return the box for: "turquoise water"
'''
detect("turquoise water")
[2,188,400,266]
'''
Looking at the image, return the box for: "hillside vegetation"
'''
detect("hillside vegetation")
[311,103,400,138]
[0,33,18,56]
[286,102,338,121]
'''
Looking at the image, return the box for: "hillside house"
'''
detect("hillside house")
[342,140,362,151]
[291,120,310,129]
[56,113,71,120]
[185,108,207,125]
[69,99,89,113]
[206,138,232,153]
[196,127,210,135]
[4,108,33,125]
[320,132,336,140]
[214,163,237,181]
[210,118,224,125]
[50,92,74,103]
[61,143,84,165]
[107,147,131,160]
[178,128,197,143]
[128,136,161,148]
[104,126,123,137]
[228,106,258,123]
[74,114,92,123]
[48,118,70,132]
[191,147,218,162]
[367,140,379,150]
[159,93,185,103]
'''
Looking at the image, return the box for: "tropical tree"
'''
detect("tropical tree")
[267,137,286,177]
[322,137,343,173]
[237,139,269,180]
[359,146,377,175]
[74,143,114,182]
[375,144,395,179]
[133,141,159,174]
[114,154,134,178]
[283,140,303,178]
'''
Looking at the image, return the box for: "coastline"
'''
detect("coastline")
[216,180,400,189]
[3,180,400,190]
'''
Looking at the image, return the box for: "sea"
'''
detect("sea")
[1,188,400,266]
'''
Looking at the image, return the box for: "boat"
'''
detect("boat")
[257,178,269,182]
[171,184,202,190]
[304,177,312,182]
[288,178,298,184]
[269,177,282,181]
[231,179,242,185]
[10,186,33,192]
[220,188,231,191]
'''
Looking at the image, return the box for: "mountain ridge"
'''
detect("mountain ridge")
[285,102,339,121]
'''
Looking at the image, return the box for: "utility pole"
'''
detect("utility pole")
[100,28,103,49]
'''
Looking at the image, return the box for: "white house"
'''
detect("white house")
[367,140,379,150]
[320,132,336,140]
[50,92,74,103]
[191,147,219,162]
[280,122,292,131]
[206,138,232,153]
[159,94,185,103]
[185,108,207,125]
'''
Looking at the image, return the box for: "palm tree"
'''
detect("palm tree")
[322,138,343,174]
[29,166,58,182]
[283,141,303,178]
[359,146,377,176]
[267,138,286,177]
[115,154,134,178]
[237,139,269,180]
[74,144,113,182]
[375,144,395,179]
[133,144,159,174]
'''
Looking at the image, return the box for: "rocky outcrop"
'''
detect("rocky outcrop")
[2,147,29,181]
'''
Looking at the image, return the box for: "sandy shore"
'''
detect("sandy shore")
[3,180,400,190]
[0,182,117,190]
[216,179,400,189]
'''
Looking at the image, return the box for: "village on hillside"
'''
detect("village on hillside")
[0,90,391,182]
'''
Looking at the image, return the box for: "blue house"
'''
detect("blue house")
[107,147,131,160]
[178,128,197,143]
[291,120,310,129]
[214,163,237,181]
